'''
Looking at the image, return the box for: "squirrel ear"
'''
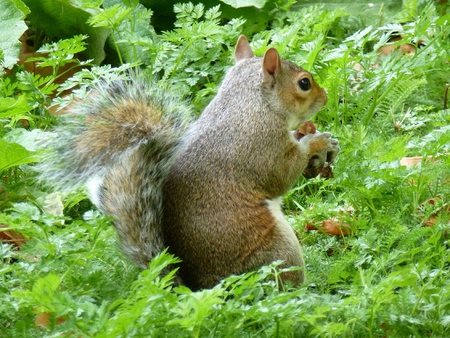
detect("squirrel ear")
[235,35,254,63]
[262,47,281,80]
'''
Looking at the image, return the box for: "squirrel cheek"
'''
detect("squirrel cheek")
[280,90,307,117]
[308,89,327,114]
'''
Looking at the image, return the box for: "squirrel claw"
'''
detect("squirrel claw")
[326,138,340,163]
[301,133,340,178]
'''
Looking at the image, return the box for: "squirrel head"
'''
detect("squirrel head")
[235,36,327,128]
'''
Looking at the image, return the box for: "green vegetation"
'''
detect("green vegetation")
[1,0,450,336]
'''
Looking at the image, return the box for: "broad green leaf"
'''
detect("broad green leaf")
[11,0,30,13]
[0,95,34,118]
[22,0,109,65]
[0,0,30,70]
[4,128,52,152]
[0,139,39,171]
[219,0,267,9]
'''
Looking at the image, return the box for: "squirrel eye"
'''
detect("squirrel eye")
[298,78,311,91]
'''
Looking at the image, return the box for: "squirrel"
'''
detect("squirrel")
[39,36,339,290]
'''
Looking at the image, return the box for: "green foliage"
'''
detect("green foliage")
[221,0,267,8]
[87,1,246,109]
[0,139,38,171]
[0,0,30,70]
[0,35,93,206]
[21,0,109,64]
[1,1,450,337]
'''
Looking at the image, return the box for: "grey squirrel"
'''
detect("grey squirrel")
[40,36,339,290]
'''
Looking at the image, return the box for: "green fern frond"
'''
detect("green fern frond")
[377,76,427,117]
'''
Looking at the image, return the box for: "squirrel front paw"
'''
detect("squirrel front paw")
[300,132,340,178]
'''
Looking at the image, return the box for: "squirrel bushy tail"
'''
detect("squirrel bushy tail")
[39,76,191,268]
